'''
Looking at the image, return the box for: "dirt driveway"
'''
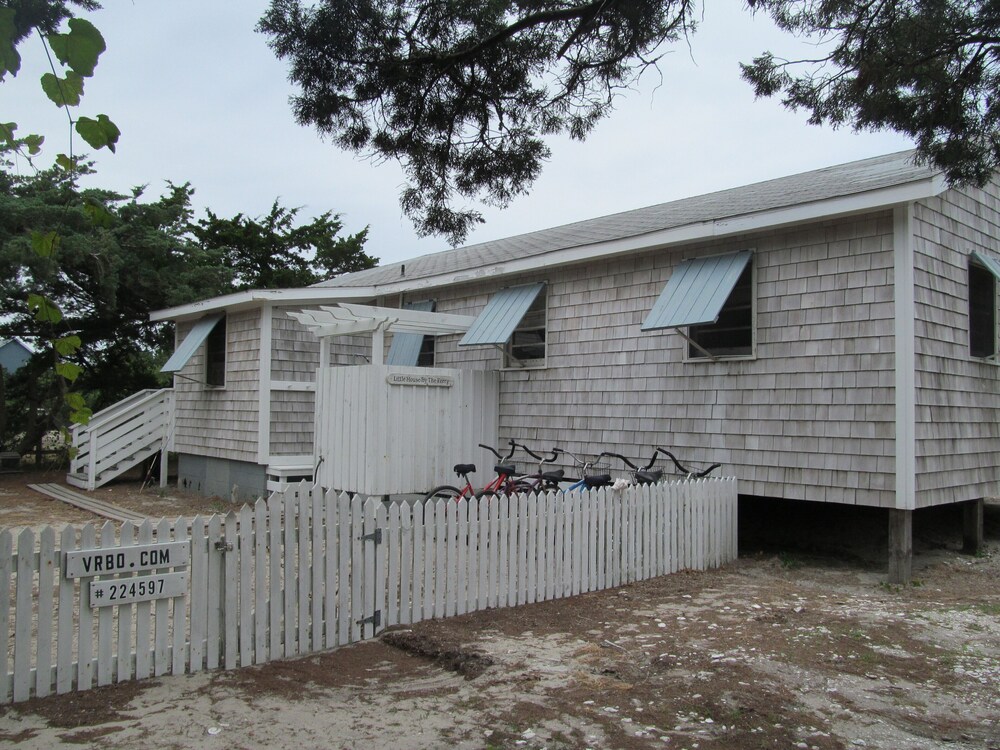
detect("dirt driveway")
[0,474,997,750]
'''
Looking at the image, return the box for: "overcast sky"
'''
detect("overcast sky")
[8,0,914,268]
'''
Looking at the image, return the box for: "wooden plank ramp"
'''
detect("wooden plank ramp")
[28,483,148,523]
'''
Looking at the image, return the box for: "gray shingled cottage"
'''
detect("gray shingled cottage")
[79,150,996,582]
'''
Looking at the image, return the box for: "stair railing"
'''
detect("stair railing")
[69,388,174,490]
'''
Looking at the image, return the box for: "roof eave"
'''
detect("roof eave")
[363,174,947,297]
[149,287,379,323]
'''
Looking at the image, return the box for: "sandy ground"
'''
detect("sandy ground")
[0,471,997,750]
[0,468,241,531]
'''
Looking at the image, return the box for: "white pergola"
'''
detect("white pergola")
[287,303,477,364]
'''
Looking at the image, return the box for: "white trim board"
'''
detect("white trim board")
[893,204,917,511]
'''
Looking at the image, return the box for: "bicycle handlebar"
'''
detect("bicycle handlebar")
[652,447,722,478]
[478,442,516,461]
[510,441,559,464]
[597,451,656,471]
[491,443,720,478]
[552,446,574,462]
[554,447,601,473]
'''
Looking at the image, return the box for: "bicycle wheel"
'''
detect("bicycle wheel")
[423,485,463,502]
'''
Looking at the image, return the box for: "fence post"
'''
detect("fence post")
[36,527,56,698]
[13,529,33,702]
[56,525,75,694]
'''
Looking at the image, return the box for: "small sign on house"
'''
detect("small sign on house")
[385,373,455,387]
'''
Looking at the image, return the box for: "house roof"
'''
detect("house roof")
[151,150,943,322]
[314,149,942,294]
[0,337,33,372]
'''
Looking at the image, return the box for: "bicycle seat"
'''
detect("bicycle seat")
[540,469,564,483]
[454,463,476,476]
[495,463,517,477]
[584,474,612,488]
[635,470,662,485]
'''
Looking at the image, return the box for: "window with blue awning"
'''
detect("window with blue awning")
[642,251,752,330]
[386,300,435,366]
[642,251,754,359]
[161,314,224,374]
[459,283,546,347]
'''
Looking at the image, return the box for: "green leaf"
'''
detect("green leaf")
[55,153,75,171]
[30,230,60,258]
[0,8,21,79]
[0,123,43,155]
[27,293,63,324]
[55,361,83,382]
[64,391,87,410]
[75,114,120,152]
[69,407,92,426]
[40,71,85,107]
[47,18,105,78]
[54,335,82,356]
[23,134,43,155]
[82,196,113,228]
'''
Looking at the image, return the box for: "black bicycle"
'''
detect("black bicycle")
[506,441,565,495]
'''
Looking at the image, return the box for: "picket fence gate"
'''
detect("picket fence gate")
[1,477,737,704]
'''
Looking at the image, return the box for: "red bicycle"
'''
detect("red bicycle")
[422,442,521,501]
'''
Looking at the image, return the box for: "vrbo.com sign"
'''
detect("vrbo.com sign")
[64,541,191,608]
[65,541,190,578]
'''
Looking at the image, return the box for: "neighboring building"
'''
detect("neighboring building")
[98,150,995,579]
[0,338,32,374]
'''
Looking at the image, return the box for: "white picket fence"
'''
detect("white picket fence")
[0,478,737,704]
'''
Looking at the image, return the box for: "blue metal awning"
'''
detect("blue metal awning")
[459,282,545,347]
[161,314,223,373]
[641,251,752,331]
[972,251,1000,279]
[386,300,434,365]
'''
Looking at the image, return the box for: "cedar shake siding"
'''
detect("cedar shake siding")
[173,309,260,463]
[426,212,899,507]
[913,182,1000,508]
[269,389,315,456]
[269,308,372,458]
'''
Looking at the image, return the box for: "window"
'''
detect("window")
[641,250,754,360]
[506,286,546,367]
[969,259,997,358]
[688,261,754,359]
[205,316,226,386]
[386,300,436,367]
[160,314,223,376]
[416,335,435,367]
[459,282,546,366]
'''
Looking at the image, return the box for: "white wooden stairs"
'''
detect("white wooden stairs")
[67,388,174,491]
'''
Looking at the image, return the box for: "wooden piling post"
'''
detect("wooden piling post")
[962,499,984,555]
[888,508,912,585]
